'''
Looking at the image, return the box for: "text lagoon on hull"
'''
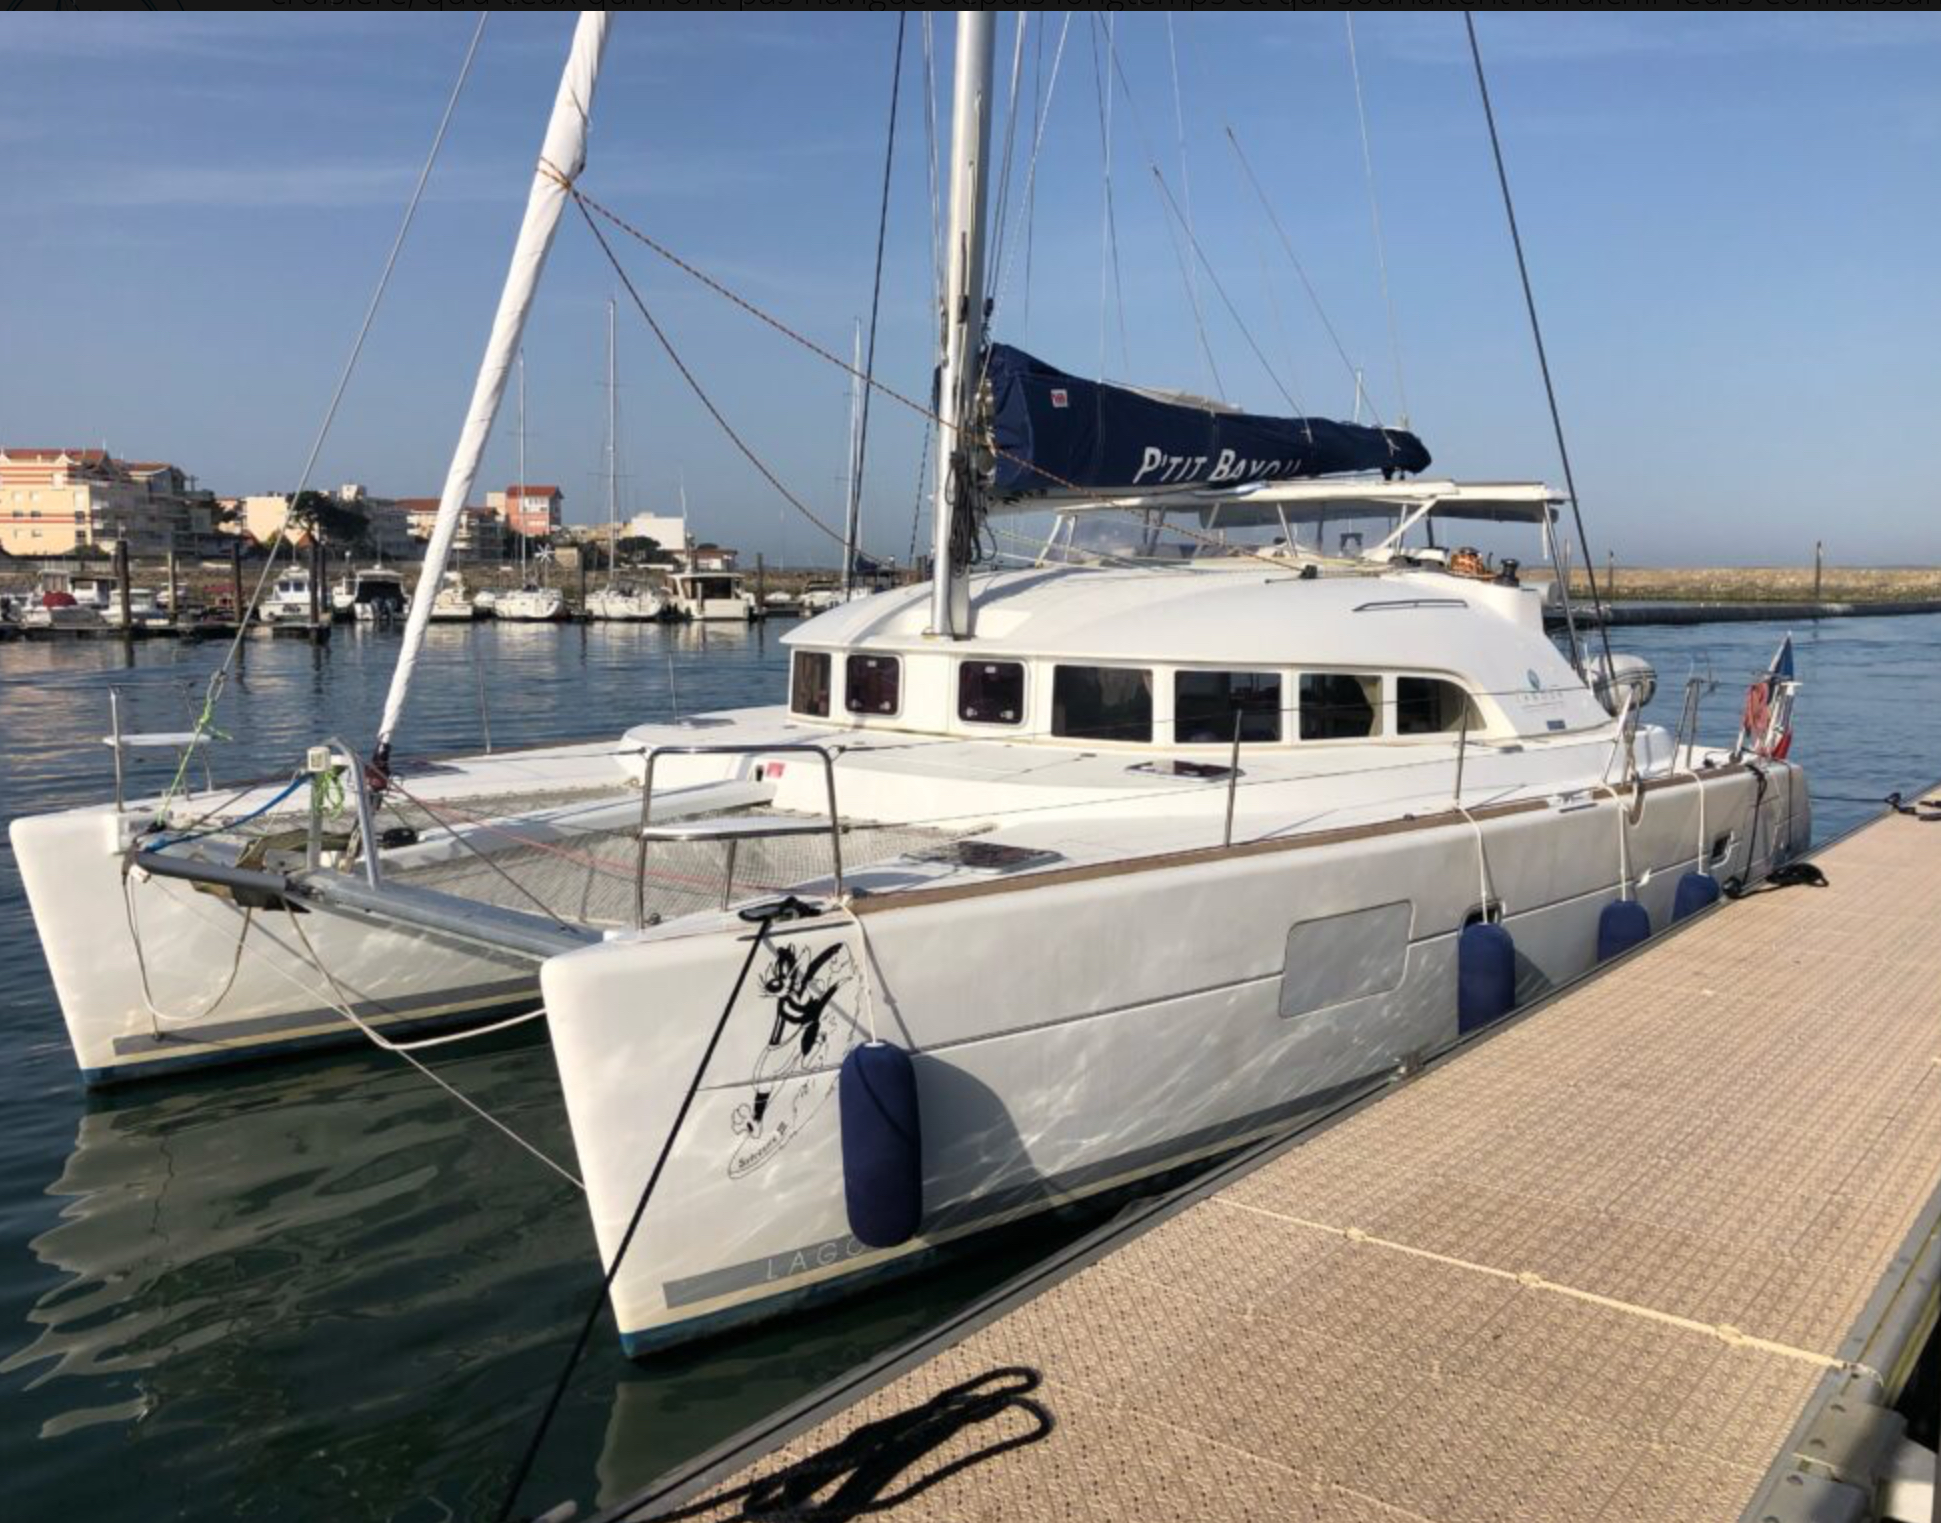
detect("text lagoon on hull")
[9,14,1807,1357]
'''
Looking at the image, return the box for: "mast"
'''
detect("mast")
[926,10,996,641]
[601,294,617,589]
[841,317,863,598]
[374,12,609,772]
[517,350,528,585]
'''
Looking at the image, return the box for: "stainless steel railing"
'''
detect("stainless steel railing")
[634,742,844,928]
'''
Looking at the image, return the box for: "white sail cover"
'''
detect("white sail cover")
[375,12,608,765]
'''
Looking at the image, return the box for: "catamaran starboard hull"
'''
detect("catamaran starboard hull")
[542,763,1809,1355]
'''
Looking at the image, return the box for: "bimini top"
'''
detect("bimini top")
[986,344,1432,500]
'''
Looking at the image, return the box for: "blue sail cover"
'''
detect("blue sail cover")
[986,344,1430,497]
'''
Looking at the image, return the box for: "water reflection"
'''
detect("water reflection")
[6,1040,1093,1521]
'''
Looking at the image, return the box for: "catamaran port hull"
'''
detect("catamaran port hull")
[541,762,1809,1355]
[9,806,542,1085]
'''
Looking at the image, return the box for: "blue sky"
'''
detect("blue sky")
[3,10,1939,567]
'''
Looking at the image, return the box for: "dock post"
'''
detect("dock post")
[308,538,323,632]
[578,552,588,617]
[166,546,180,630]
[230,539,244,626]
[114,540,132,636]
[1814,540,1824,602]
[756,553,767,607]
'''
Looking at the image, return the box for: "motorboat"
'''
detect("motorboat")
[7,14,1813,1364]
[667,568,757,622]
[332,566,408,624]
[100,588,175,630]
[260,567,320,625]
[22,592,103,630]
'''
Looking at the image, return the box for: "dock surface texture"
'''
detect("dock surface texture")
[623,811,1941,1523]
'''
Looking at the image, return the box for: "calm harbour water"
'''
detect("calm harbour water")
[1,613,1936,1520]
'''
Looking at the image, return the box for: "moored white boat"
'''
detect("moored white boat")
[259,567,320,624]
[6,12,1817,1366]
[495,584,567,622]
[426,570,479,622]
[667,568,757,622]
[586,586,665,621]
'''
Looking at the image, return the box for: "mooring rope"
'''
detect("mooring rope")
[494,900,808,1523]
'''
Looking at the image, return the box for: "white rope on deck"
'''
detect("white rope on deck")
[1221,1197,1882,1382]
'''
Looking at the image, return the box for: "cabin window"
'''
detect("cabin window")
[1052,665,1152,743]
[1396,677,1475,736]
[1299,673,1381,740]
[791,650,831,717]
[844,654,901,716]
[1174,671,1282,744]
[959,660,1025,725]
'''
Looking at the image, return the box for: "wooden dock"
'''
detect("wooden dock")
[606,804,1941,1523]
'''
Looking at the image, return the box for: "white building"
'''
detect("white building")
[620,512,690,557]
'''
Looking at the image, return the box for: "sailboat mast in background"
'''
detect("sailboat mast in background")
[606,295,619,587]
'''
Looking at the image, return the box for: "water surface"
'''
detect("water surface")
[1,614,1934,1519]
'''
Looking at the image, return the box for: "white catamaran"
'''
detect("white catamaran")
[12,14,1807,1358]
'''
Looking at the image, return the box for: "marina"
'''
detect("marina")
[5,8,1941,1523]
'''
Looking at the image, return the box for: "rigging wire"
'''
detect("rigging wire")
[1463,11,1613,682]
[984,11,1030,301]
[1166,12,1222,403]
[984,9,1074,332]
[920,13,944,319]
[159,13,489,812]
[1224,125,1379,428]
[1089,12,1132,379]
[1092,30,1299,417]
[1022,13,1047,327]
[1347,13,1411,429]
[558,178,1318,574]
[846,10,907,593]
[572,200,847,550]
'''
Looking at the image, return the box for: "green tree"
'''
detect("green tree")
[286,491,372,551]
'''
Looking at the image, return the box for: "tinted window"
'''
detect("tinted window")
[959,661,1025,725]
[1052,666,1152,743]
[1174,671,1281,744]
[844,654,901,715]
[1396,676,1473,736]
[1299,673,1381,740]
[791,650,830,717]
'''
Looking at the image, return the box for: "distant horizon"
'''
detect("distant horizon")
[5,11,1939,567]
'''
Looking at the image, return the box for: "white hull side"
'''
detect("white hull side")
[10,807,538,1083]
[541,765,1809,1354]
